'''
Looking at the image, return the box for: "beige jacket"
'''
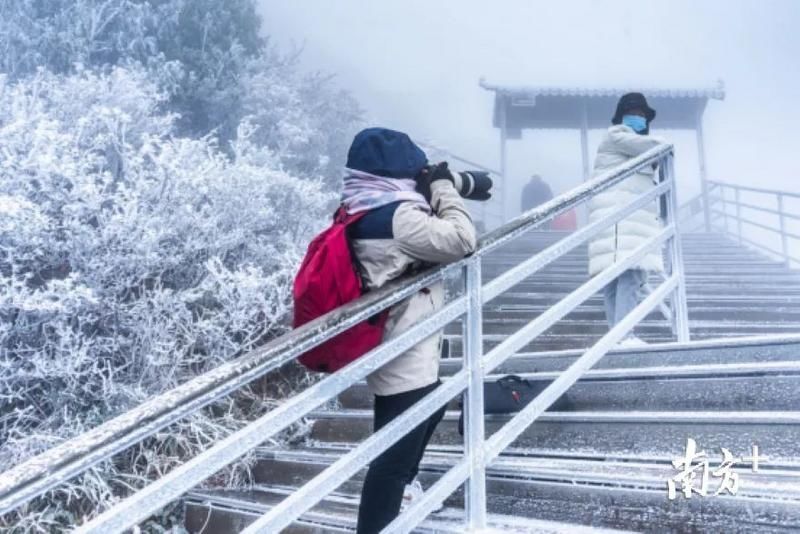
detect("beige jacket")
[587,125,665,276]
[350,180,477,396]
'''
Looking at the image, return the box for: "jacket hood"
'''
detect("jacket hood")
[346,128,428,178]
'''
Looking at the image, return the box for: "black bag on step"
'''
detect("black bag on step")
[457,374,573,435]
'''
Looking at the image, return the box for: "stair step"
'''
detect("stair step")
[256,445,800,503]
[338,361,800,412]
[443,328,800,356]
[309,410,800,459]
[183,487,623,533]
[479,283,800,296]
[474,307,800,322]
[439,336,800,374]
[442,319,800,337]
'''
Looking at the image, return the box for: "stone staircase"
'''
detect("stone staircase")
[183,232,800,533]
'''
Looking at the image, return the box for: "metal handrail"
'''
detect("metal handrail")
[709,196,800,222]
[708,180,800,200]
[707,180,799,267]
[0,144,686,533]
[710,209,800,241]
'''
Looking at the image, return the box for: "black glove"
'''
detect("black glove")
[415,162,452,202]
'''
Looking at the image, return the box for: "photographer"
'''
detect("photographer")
[343,128,484,533]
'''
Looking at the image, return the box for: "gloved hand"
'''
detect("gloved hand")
[415,161,452,202]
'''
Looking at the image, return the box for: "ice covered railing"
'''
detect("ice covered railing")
[0,144,689,533]
[706,181,800,268]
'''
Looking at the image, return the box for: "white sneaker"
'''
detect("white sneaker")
[617,336,648,348]
[402,479,443,512]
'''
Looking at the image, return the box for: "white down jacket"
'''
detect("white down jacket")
[349,180,476,396]
[587,125,665,276]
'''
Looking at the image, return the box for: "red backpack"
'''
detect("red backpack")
[292,208,389,373]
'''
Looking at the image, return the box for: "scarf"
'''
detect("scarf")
[341,168,431,215]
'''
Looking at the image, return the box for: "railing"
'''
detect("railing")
[707,180,800,267]
[0,144,689,533]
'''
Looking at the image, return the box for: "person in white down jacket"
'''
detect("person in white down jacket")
[587,93,665,346]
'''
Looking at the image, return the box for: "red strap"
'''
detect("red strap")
[335,206,368,225]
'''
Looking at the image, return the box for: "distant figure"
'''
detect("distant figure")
[587,92,665,347]
[521,174,554,213]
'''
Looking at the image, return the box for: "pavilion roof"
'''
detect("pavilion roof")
[480,78,725,134]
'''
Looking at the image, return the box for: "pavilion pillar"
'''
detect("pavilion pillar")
[499,96,509,223]
[580,101,590,181]
[579,100,591,226]
[695,105,712,231]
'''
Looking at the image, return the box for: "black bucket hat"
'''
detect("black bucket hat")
[612,92,656,125]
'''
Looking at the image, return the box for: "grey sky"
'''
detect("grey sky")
[259,0,799,206]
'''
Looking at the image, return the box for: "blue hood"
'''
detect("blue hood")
[346,128,428,178]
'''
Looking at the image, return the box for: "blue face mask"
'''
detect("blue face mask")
[622,114,648,133]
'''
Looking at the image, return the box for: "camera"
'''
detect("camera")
[416,162,493,202]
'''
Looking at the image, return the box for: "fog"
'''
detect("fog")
[260,0,799,209]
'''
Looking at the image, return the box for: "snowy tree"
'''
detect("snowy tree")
[0,65,333,531]
[240,52,363,189]
[0,0,362,179]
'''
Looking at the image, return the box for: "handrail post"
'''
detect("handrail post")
[695,107,712,232]
[463,258,487,530]
[778,193,790,266]
[663,153,691,342]
[735,187,743,243]
[722,185,731,235]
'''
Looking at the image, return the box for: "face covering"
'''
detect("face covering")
[622,114,648,133]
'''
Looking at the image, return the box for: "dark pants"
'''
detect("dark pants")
[356,381,446,534]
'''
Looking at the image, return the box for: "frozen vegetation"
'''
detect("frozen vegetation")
[0,1,360,530]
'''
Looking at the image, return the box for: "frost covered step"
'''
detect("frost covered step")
[476,305,800,322]
[182,487,620,534]
[338,363,800,412]
[479,276,800,290]
[443,327,800,356]
[479,268,800,281]
[253,446,800,502]
[491,292,800,306]
[445,336,800,358]
[481,251,767,262]
[444,319,675,337]
[442,318,800,337]
[439,335,800,375]
[480,255,778,268]
[447,326,800,344]
[308,410,800,459]
[480,281,800,295]
[443,332,775,356]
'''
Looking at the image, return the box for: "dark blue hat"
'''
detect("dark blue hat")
[346,128,428,178]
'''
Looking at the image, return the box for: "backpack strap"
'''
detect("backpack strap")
[332,206,371,294]
[334,205,368,225]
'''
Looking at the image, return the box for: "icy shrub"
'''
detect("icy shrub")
[0,66,333,531]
